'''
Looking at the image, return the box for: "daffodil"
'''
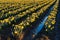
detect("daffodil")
[51,20,56,24]
[11,17,15,21]
[4,19,9,23]
[48,25,51,28]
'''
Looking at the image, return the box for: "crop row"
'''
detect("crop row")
[44,0,59,32]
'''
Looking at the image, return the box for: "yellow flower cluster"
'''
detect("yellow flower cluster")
[45,0,59,32]
[13,0,55,35]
